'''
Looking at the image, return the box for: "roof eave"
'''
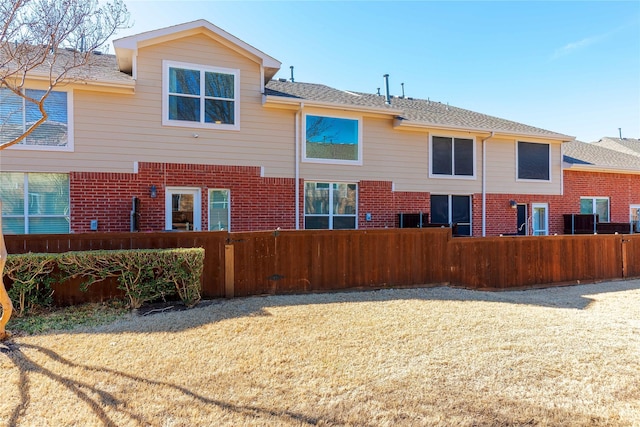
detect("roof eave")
[394,118,573,141]
[264,94,403,115]
[563,162,640,175]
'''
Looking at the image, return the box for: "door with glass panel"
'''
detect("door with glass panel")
[165,187,201,231]
[531,203,548,236]
[631,205,640,233]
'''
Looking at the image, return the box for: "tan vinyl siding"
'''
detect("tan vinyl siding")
[1,34,296,177]
[0,33,564,199]
[485,137,562,195]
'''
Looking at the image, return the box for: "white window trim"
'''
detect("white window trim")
[580,196,610,223]
[302,113,363,166]
[428,135,477,180]
[6,88,74,152]
[165,187,202,231]
[162,60,240,131]
[430,194,473,235]
[516,140,552,183]
[630,205,640,233]
[1,173,70,234]
[304,181,358,229]
[531,202,549,236]
[208,188,231,231]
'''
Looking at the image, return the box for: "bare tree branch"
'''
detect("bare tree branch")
[0,0,131,340]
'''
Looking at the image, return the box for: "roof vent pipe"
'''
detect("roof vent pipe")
[383,74,391,105]
[618,127,622,139]
[377,88,381,96]
[401,82,405,99]
[290,66,294,83]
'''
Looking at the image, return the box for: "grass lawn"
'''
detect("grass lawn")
[1,280,639,426]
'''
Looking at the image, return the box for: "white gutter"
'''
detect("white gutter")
[481,131,494,237]
[295,103,304,229]
[562,162,640,175]
[394,118,573,142]
[265,95,402,116]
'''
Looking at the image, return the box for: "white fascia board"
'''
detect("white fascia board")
[113,19,281,71]
[264,95,402,116]
[394,118,573,142]
[563,162,640,175]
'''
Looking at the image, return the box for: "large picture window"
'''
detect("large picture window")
[0,88,71,150]
[580,197,609,222]
[517,141,550,181]
[430,194,472,236]
[304,115,362,164]
[163,60,239,130]
[304,182,357,229]
[208,189,230,231]
[1,173,70,234]
[430,136,474,178]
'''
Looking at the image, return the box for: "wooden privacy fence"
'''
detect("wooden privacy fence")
[4,229,640,305]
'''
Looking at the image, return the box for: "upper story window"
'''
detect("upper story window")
[517,141,550,181]
[0,88,72,151]
[580,197,609,222]
[430,136,475,178]
[163,60,239,130]
[304,114,362,165]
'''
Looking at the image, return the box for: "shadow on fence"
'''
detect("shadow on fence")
[4,229,640,305]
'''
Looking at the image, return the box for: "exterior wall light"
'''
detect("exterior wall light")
[509,200,517,209]
[150,185,157,198]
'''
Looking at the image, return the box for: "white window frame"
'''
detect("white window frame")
[0,172,70,234]
[430,194,473,236]
[162,60,240,131]
[428,135,476,180]
[302,113,363,166]
[208,189,230,231]
[531,203,549,236]
[516,141,551,182]
[304,181,358,229]
[4,88,74,152]
[580,197,610,223]
[630,205,640,233]
[165,187,202,231]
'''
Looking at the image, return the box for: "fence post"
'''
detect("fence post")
[225,244,234,298]
[621,237,628,279]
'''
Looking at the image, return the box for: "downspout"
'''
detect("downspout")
[481,131,495,237]
[295,103,304,229]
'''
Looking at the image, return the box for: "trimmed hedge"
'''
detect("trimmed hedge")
[4,248,204,315]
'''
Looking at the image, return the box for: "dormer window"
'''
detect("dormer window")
[162,60,239,130]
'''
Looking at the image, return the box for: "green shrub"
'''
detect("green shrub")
[58,248,204,309]
[3,248,205,315]
[4,253,58,316]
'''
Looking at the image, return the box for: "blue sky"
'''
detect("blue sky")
[110,1,640,142]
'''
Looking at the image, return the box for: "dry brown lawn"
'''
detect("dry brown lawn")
[1,280,639,426]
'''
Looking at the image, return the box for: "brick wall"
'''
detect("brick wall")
[71,163,296,233]
[69,163,639,235]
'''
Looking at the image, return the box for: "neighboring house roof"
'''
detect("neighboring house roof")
[563,140,640,173]
[591,137,640,158]
[265,80,572,140]
[0,45,134,90]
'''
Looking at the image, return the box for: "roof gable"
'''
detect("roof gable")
[113,19,281,82]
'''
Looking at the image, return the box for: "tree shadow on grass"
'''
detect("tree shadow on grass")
[77,278,640,335]
[1,342,335,426]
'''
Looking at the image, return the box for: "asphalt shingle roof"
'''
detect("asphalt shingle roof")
[563,140,640,171]
[591,137,640,158]
[265,80,572,139]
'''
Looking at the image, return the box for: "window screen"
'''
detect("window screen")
[518,141,550,180]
